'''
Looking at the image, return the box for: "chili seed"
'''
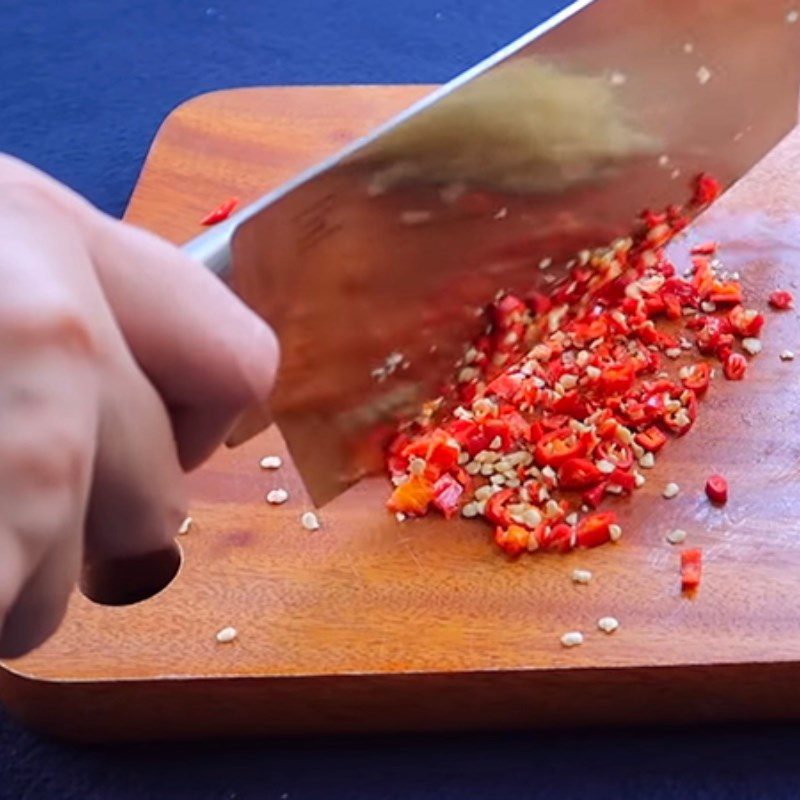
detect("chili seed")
[301,511,321,531]
[597,616,620,634]
[742,338,762,355]
[215,627,238,644]
[667,528,687,545]
[266,488,289,505]
[560,631,584,648]
[662,482,680,499]
[780,350,795,361]
[259,455,283,470]
[177,516,193,536]
[571,569,592,585]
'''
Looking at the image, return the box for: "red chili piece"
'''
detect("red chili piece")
[200,197,239,226]
[705,473,728,504]
[692,173,721,206]
[384,174,760,559]
[680,549,703,591]
[769,290,794,310]
[723,352,747,381]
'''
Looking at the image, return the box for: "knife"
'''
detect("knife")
[184,0,800,506]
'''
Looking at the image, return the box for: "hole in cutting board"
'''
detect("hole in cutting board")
[79,542,183,606]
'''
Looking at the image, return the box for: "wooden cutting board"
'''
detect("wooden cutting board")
[4,86,800,741]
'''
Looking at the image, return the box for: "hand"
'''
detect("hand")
[0,155,278,657]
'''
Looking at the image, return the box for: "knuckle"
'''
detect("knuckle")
[5,425,91,496]
[0,301,96,358]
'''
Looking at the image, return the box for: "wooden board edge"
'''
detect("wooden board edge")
[4,661,800,741]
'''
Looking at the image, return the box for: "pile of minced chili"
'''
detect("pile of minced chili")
[385,174,765,555]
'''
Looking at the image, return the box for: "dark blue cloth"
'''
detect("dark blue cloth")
[3,1,800,797]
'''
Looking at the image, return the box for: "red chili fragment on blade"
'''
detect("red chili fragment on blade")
[200,197,239,226]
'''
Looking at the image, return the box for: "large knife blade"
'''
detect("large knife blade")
[185,0,800,506]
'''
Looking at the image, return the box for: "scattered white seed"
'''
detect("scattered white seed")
[585,365,601,380]
[788,9,799,23]
[609,71,627,86]
[522,508,542,528]
[474,485,494,502]
[266,488,289,505]
[571,568,592,585]
[560,631,584,648]
[259,455,283,470]
[596,459,616,475]
[465,462,481,475]
[494,207,508,220]
[665,347,682,359]
[301,511,321,531]
[670,168,682,181]
[662,482,680,499]
[409,457,427,476]
[658,154,670,168]
[609,524,623,542]
[701,301,717,313]
[560,373,578,390]
[565,512,578,525]
[780,349,796,361]
[458,366,479,383]
[545,499,561,516]
[742,338,762,355]
[490,474,507,486]
[395,512,406,523]
[489,436,503,450]
[666,528,687,545]
[461,502,479,519]
[215,626,238,644]
[177,515,193,536]
[683,42,694,53]
[634,472,646,488]
[538,257,553,270]
[597,616,620,634]
[696,66,712,85]
[639,452,655,469]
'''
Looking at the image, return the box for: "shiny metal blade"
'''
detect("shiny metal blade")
[187,0,800,506]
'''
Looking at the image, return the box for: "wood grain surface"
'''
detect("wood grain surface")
[4,86,800,741]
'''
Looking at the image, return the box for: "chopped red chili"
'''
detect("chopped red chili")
[705,473,728,504]
[692,173,721,206]
[200,196,239,226]
[575,512,617,548]
[680,549,703,591]
[680,362,710,395]
[769,289,794,310]
[635,426,667,452]
[385,175,759,558]
[723,352,747,381]
[432,474,464,518]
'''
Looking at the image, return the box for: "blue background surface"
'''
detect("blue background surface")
[3,1,800,797]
